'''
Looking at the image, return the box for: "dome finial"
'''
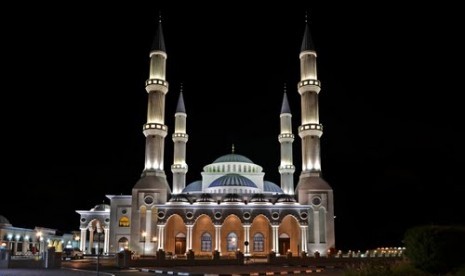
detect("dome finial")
[284,83,287,93]
[159,11,162,23]
[232,144,235,154]
[305,11,308,23]
[180,82,183,93]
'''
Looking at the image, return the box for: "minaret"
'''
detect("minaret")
[130,17,171,254]
[279,87,295,195]
[171,86,188,194]
[295,17,335,254]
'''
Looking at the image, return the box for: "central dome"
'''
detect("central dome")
[213,153,253,164]
[209,174,257,188]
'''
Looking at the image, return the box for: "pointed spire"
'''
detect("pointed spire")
[231,144,235,154]
[301,13,315,52]
[151,13,166,52]
[281,84,291,114]
[176,84,186,113]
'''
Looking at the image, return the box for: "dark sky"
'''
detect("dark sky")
[3,3,463,250]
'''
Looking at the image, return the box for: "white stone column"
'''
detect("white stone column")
[104,227,110,254]
[300,225,308,253]
[243,224,250,255]
[157,225,165,250]
[80,228,87,252]
[186,225,193,252]
[214,225,221,252]
[272,225,279,254]
[88,227,94,254]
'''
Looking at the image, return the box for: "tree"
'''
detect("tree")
[404,225,465,274]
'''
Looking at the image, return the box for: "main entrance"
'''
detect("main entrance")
[175,233,186,254]
[279,233,290,255]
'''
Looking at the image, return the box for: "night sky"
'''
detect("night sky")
[3,3,463,251]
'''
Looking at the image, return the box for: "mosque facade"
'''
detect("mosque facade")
[75,19,335,257]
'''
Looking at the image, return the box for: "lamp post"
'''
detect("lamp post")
[96,231,102,276]
[36,231,42,258]
[140,231,146,257]
[151,236,158,255]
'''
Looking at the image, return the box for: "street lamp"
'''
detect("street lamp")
[140,231,147,257]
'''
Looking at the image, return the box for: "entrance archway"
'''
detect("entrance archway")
[279,233,290,255]
[118,237,129,251]
[279,215,300,255]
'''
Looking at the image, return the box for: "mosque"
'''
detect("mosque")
[74,18,336,257]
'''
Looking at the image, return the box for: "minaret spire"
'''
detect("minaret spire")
[301,12,315,52]
[279,84,295,195]
[176,83,186,113]
[281,84,291,114]
[151,15,166,52]
[172,84,188,194]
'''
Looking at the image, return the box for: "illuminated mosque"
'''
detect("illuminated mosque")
[75,18,335,257]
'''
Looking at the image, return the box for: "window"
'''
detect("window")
[226,232,237,251]
[201,233,212,252]
[119,216,130,227]
[253,233,264,252]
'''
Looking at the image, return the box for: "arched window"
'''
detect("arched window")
[253,233,264,252]
[226,232,237,251]
[201,233,212,252]
[119,216,130,227]
[118,237,129,251]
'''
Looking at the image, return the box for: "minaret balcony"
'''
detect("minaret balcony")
[299,124,323,138]
[279,165,296,173]
[143,123,168,137]
[171,164,188,173]
[145,79,169,94]
[279,133,295,143]
[298,79,321,94]
[172,133,189,142]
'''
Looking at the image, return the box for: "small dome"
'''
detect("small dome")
[264,181,283,194]
[250,194,268,203]
[213,154,254,164]
[209,174,257,188]
[91,204,110,211]
[197,193,215,203]
[169,194,190,203]
[0,215,11,226]
[182,180,202,193]
[276,194,297,203]
[223,193,242,202]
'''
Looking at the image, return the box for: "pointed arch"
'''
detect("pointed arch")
[279,215,300,255]
[165,214,186,254]
[192,214,215,254]
[250,215,272,254]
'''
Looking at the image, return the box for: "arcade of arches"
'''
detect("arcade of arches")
[162,214,301,256]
